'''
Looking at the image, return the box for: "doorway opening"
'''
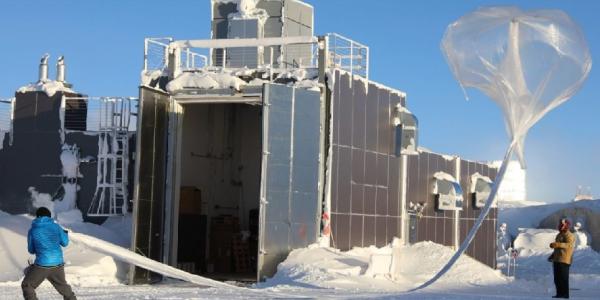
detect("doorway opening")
[176,102,262,282]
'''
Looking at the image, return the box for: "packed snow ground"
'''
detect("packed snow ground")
[2,202,600,299]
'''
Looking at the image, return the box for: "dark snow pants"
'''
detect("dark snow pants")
[553,262,570,298]
[21,264,76,300]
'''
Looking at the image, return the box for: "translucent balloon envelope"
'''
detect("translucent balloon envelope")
[441,6,592,166]
[411,7,592,292]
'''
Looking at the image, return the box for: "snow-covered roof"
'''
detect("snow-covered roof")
[17,80,75,98]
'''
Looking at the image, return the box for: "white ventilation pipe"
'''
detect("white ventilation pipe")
[39,54,50,82]
[57,56,66,82]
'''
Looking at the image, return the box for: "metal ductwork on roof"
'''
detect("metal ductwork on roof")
[38,54,49,82]
[57,56,66,83]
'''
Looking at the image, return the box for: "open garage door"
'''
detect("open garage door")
[129,87,170,284]
[257,84,323,281]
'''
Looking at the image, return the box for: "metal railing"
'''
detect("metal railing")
[142,33,369,81]
[327,33,369,80]
[144,37,208,73]
[63,97,138,133]
[144,37,172,72]
[0,98,14,147]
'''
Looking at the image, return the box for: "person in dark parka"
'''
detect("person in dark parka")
[21,207,76,300]
[548,218,575,299]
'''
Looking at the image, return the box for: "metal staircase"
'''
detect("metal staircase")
[87,97,133,216]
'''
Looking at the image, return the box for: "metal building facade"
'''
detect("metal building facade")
[328,70,405,250]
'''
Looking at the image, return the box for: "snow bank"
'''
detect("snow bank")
[17,80,74,98]
[513,228,557,255]
[507,227,600,293]
[259,241,507,292]
[499,199,600,238]
[0,210,125,285]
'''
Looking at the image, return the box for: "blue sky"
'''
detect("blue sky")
[0,1,598,203]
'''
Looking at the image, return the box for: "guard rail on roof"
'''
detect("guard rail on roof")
[62,96,138,133]
[142,33,369,81]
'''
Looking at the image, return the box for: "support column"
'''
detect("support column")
[454,157,461,249]
[400,154,409,245]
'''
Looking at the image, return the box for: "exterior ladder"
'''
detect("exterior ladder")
[87,98,131,216]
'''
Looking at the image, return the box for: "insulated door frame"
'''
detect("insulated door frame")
[129,87,170,284]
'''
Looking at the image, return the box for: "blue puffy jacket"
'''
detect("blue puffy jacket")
[27,216,69,267]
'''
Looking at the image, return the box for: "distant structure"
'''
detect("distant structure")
[574,185,594,201]
[491,160,526,202]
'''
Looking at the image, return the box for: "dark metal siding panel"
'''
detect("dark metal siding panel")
[350,215,363,247]
[131,87,169,284]
[375,216,387,247]
[12,93,37,133]
[352,148,365,186]
[351,181,364,214]
[328,70,403,250]
[352,81,366,150]
[377,89,391,154]
[334,213,350,250]
[363,215,375,247]
[0,91,86,215]
[337,147,351,213]
[365,152,377,186]
[376,186,388,216]
[388,157,400,217]
[338,74,353,146]
[407,152,462,248]
[388,216,399,240]
[63,131,110,223]
[456,158,499,268]
[332,71,341,145]
[364,185,376,215]
[331,145,339,213]
[366,84,379,152]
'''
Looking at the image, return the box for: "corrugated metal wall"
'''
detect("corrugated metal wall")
[328,70,498,268]
[406,152,498,268]
[329,70,405,250]
[406,152,457,247]
[459,159,498,268]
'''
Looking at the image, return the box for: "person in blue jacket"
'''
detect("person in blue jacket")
[21,207,76,300]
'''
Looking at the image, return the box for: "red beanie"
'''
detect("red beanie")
[558,219,570,232]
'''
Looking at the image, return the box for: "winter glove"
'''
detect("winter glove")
[549,242,557,248]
